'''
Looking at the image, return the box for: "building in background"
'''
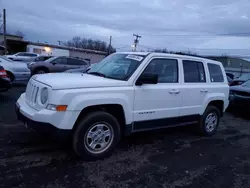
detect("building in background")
[0,33,23,42]
[0,33,106,64]
[27,42,106,64]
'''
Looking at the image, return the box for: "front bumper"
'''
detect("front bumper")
[15,94,78,138]
[15,103,71,138]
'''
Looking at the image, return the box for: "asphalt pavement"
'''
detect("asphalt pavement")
[0,85,250,188]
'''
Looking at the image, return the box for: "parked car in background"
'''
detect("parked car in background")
[0,65,11,92]
[226,72,235,80]
[0,56,31,83]
[227,76,233,86]
[29,56,89,75]
[230,73,250,86]
[64,67,89,73]
[65,64,93,73]
[5,52,38,61]
[32,55,54,62]
[230,80,250,110]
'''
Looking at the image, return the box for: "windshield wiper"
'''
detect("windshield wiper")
[88,72,106,78]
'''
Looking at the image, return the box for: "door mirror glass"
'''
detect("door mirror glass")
[136,73,158,86]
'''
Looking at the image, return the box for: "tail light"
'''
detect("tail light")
[0,69,8,78]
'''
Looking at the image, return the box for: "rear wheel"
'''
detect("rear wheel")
[73,111,121,161]
[198,105,221,136]
[34,68,49,75]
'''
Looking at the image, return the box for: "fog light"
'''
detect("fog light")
[46,104,57,111]
[46,104,67,111]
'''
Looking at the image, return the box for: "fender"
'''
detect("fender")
[67,92,133,125]
[202,93,226,114]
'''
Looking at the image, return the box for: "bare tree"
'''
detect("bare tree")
[15,30,24,37]
[65,36,116,53]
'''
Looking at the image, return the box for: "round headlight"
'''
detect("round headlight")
[41,87,48,104]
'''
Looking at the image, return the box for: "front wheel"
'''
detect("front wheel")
[33,68,49,75]
[73,111,121,161]
[198,105,221,136]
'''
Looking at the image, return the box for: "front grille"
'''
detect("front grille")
[26,80,39,106]
[233,90,250,97]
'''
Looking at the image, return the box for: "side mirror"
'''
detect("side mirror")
[51,62,56,65]
[136,73,158,86]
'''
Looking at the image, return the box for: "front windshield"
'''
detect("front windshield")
[0,56,13,62]
[45,56,57,63]
[238,73,250,80]
[88,53,146,80]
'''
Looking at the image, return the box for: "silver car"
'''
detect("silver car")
[0,56,31,83]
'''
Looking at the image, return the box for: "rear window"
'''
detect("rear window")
[208,63,224,82]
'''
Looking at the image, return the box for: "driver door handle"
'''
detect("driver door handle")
[200,89,208,93]
[169,89,180,94]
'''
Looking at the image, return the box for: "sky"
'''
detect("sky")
[2,0,250,56]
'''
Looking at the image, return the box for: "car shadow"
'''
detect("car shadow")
[226,107,250,120]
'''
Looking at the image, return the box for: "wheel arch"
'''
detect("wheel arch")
[33,66,49,74]
[73,104,126,133]
[205,100,224,117]
[6,70,15,82]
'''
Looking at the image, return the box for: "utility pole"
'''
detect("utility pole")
[3,9,7,55]
[108,36,112,55]
[132,34,141,51]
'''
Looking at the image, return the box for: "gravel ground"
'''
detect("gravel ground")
[0,85,250,188]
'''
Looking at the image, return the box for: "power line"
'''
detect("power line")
[136,32,250,38]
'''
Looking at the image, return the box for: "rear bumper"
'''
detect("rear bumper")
[15,102,71,139]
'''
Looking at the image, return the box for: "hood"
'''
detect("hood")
[65,67,87,73]
[230,85,250,92]
[32,73,128,89]
[233,78,247,82]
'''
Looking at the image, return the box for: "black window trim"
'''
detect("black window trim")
[139,57,179,84]
[182,60,207,83]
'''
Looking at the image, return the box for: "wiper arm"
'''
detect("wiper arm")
[88,72,106,78]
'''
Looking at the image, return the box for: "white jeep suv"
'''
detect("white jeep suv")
[16,52,229,160]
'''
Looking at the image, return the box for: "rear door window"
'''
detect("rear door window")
[208,63,224,82]
[183,60,206,83]
[53,57,67,64]
[67,58,87,65]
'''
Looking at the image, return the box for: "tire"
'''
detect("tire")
[198,105,221,136]
[73,111,121,161]
[33,68,49,75]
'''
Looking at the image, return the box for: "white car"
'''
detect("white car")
[0,56,31,82]
[16,52,229,160]
[5,52,38,61]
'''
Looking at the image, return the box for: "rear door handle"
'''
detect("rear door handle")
[201,89,208,93]
[169,89,180,94]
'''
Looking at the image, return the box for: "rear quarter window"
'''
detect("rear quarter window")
[208,63,224,82]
